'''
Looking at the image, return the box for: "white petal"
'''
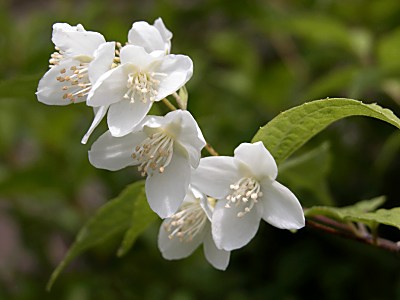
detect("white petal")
[184,185,209,208]
[234,142,278,180]
[203,226,230,270]
[52,23,105,57]
[153,18,172,53]
[87,64,132,107]
[145,152,190,218]
[36,60,86,105]
[153,54,193,100]
[81,106,108,144]
[119,45,157,67]
[154,18,172,40]
[259,179,305,230]
[211,199,260,251]
[107,100,152,137]
[88,130,146,171]
[141,115,165,129]
[137,116,167,139]
[128,21,167,53]
[191,157,241,199]
[158,220,204,260]
[88,42,115,83]
[198,189,213,221]
[163,110,206,168]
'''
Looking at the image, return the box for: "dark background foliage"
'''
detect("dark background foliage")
[1,0,400,299]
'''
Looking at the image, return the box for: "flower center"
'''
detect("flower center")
[124,71,164,103]
[164,200,207,242]
[131,131,174,176]
[226,177,263,217]
[56,63,91,103]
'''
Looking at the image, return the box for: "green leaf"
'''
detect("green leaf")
[252,98,400,164]
[117,192,158,257]
[47,180,147,291]
[279,142,333,206]
[305,197,386,228]
[306,197,385,218]
[358,208,400,230]
[305,198,400,231]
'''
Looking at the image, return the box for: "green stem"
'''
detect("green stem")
[162,98,177,111]
[172,92,186,110]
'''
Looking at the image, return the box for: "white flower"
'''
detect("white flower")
[82,18,179,143]
[158,186,230,270]
[128,18,172,54]
[37,23,115,105]
[88,110,205,218]
[87,45,193,137]
[192,142,305,251]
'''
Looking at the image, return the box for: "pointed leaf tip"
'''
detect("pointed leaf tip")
[252,98,400,164]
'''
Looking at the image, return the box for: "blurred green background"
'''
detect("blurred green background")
[1,0,400,299]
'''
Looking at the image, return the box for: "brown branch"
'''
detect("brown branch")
[310,215,351,233]
[306,217,400,254]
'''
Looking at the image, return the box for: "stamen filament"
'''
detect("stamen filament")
[131,131,174,176]
[225,177,262,217]
[124,71,166,103]
[164,200,207,242]
[56,62,91,103]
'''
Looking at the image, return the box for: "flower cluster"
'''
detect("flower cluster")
[37,18,305,270]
